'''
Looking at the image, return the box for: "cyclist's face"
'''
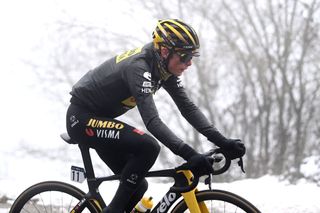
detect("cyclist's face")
[168,53,192,76]
[161,48,192,76]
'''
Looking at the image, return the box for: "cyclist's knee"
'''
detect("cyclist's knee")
[142,135,160,158]
[149,140,160,158]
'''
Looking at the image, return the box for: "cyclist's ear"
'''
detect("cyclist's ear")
[160,47,170,58]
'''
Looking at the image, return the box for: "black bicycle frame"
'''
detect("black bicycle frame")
[72,143,192,212]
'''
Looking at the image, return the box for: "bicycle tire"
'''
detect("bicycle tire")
[171,189,261,213]
[9,181,100,213]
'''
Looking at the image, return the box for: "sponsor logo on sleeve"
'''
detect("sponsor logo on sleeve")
[140,72,162,94]
[141,75,155,94]
[143,72,152,81]
[141,88,153,94]
[142,81,152,87]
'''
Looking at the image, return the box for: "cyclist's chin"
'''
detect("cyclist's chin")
[169,69,185,76]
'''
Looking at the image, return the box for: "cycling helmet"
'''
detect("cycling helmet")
[153,19,200,52]
[152,19,199,80]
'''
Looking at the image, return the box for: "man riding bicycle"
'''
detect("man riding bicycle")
[66,19,245,213]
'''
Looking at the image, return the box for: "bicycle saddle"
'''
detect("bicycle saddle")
[60,133,78,144]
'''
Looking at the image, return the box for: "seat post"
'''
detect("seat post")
[78,144,95,179]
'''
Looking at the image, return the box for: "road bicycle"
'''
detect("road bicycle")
[9,133,261,213]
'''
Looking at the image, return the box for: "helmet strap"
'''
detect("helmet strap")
[156,45,172,80]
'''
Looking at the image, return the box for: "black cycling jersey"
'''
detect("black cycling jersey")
[70,43,219,160]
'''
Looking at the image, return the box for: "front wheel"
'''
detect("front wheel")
[9,181,100,213]
[171,190,261,213]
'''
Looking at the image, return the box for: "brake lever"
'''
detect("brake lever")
[238,158,246,173]
[204,174,212,190]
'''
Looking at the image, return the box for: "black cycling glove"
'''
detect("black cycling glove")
[206,130,246,159]
[177,144,213,176]
[220,139,246,159]
[186,153,214,176]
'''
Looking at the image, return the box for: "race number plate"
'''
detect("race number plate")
[71,166,86,183]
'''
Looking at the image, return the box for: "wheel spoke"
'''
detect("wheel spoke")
[10,181,98,213]
[172,190,260,213]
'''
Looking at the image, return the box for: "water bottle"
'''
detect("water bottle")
[134,196,153,213]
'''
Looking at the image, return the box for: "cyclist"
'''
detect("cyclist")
[66,19,245,213]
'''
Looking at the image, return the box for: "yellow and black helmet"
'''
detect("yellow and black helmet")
[153,19,200,52]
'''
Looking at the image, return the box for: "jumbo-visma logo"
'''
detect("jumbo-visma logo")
[86,119,124,129]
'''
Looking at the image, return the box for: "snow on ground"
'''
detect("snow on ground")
[211,176,320,212]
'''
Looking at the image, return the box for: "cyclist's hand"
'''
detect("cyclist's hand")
[221,139,246,160]
[187,154,214,176]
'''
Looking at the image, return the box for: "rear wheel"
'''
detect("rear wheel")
[171,190,261,213]
[9,181,100,213]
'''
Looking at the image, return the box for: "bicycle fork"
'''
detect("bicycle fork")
[179,171,209,213]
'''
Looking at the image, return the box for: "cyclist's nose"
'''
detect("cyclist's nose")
[186,60,192,66]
